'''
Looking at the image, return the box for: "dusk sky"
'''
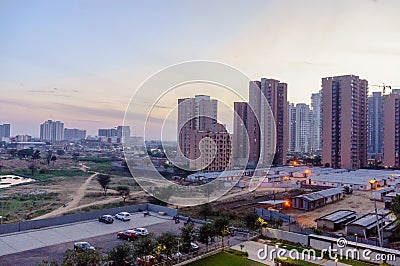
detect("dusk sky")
[1,0,400,139]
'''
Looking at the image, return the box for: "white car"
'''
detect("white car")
[115,212,131,221]
[74,242,95,252]
[134,227,149,236]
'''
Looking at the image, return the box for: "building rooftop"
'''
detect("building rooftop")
[316,210,356,223]
[295,188,344,202]
[347,213,386,229]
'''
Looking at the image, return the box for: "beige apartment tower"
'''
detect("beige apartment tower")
[322,75,368,169]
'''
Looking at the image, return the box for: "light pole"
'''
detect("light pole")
[369,179,383,247]
[335,258,338,266]
[355,233,358,249]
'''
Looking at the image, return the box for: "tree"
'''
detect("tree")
[72,153,80,166]
[62,249,104,266]
[28,163,37,175]
[32,150,41,161]
[198,223,215,251]
[97,174,111,198]
[199,203,213,221]
[157,232,178,257]
[107,243,135,266]
[117,186,130,203]
[212,217,230,249]
[180,222,197,252]
[390,195,400,221]
[132,233,158,259]
[245,212,258,230]
[51,155,57,166]
[7,149,17,158]
[17,148,34,159]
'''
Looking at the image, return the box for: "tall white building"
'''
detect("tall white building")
[288,103,311,153]
[295,103,311,153]
[288,103,296,152]
[0,123,11,138]
[310,91,322,152]
[40,120,64,142]
[368,92,383,155]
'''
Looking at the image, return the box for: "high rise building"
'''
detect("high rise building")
[40,120,64,142]
[322,75,368,169]
[258,78,288,166]
[368,92,384,156]
[178,95,218,159]
[288,103,311,153]
[233,102,249,165]
[233,79,288,167]
[288,103,297,152]
[0,123,11,138]
[117,126,131,143]
[294,103,311,153]
[310,91,322,152]
[178,95,231,171]
[64,128,87,141]
[98,128,117,138]
[383,93,400,168]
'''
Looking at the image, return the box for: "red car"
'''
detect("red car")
[117,230,138,241]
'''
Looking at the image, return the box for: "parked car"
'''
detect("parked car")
[74,242,95,252]
[98,214,114,224]
[117,230,138,241]
[171,251,183,259]
[138,255,158,266]
[115,212,131,221]
[190,242,199,252]
[134,227,149,236]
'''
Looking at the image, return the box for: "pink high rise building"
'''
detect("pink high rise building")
[322,75,368,169]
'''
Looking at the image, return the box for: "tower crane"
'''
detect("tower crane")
[369,83,392,94]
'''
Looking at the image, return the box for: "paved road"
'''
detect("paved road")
[0,212,168,257]
[0,214,247,266]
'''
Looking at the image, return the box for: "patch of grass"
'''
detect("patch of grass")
[274,257,319,266]
[339,258,378,266]
[188,252,264,266]
[13,168,90,182]
[0,192,61,223]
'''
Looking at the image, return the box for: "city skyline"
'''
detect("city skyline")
[1,1,400,137]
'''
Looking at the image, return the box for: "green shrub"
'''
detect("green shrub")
[225,248,248,258]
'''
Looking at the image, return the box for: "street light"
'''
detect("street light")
[355,233,358,249]
[369,179,383,247]
[335,258,338,266]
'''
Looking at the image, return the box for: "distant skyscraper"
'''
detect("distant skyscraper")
[117,126,131,143]
[233,102,250,165]
[178,95,218,159]
[294,103,311,153]
[40,120,64,142]
[178,95,230,171]
[368,92,384,156]
[288,103,311,153]
[64,128,87,141]
[288,103,296,152]
[0,123,11,138]
[383,92,400,168]
[322,75,368,169]
[246,79,288,166]
[98,128,117,138]
[310,91,322,152]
